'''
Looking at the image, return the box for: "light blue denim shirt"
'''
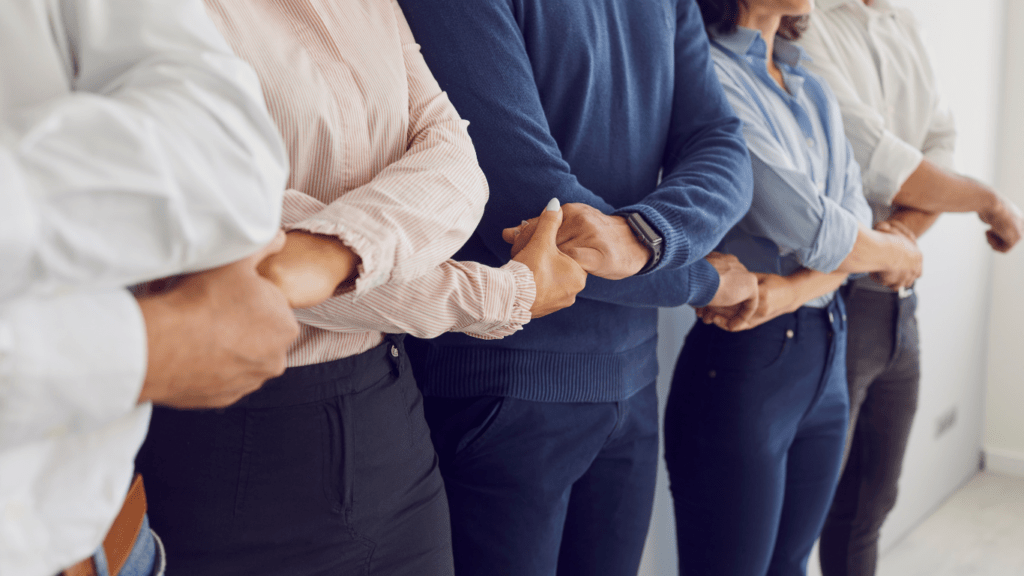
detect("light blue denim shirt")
[710,27,871,307]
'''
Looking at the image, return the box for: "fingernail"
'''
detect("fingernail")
[546,198,560,212]
[521,220,530,227]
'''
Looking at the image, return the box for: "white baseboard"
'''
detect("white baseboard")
[984,447,1024,478]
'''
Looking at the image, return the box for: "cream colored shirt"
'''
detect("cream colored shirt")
[799,0,957,224]
[205,0,536,366]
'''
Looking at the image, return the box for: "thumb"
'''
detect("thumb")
[530,198,563,246]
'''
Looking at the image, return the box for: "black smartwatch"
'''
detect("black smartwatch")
[624,211,663,275]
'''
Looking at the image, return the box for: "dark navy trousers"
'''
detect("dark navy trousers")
[665,298,850,576]
[136,336,454,576]
[422,382,660,576]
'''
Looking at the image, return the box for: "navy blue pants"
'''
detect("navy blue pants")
[665,298,849,576]
[136,336,453,576]
[423,382,659,576]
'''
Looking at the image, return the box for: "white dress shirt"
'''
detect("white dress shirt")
[0,1,288,574]
[798,0,957,224]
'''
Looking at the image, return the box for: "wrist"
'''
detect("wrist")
[622,212,663,274]
[975,184,1001,220]
[136,292,189,404]
[288,231,360,286]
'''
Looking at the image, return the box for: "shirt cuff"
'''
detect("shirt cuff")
[803,201,861,274]
[467,260,535,340]
[864,131,924,207]
[282,191,397,297]
[924,147,956,173]
[0,290,147,450]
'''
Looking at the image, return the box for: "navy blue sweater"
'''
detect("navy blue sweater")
[403,0,753,402]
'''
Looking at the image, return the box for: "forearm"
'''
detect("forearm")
[887,207,940,239]
[779,269,849,311]
[573,259,720,309]
[893,158,996,215]
[836,223,917,274]
[257,231,360,309]
[294,260,535,339]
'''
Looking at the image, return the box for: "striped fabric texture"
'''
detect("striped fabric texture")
[204,0,535,366]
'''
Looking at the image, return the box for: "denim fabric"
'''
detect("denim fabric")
[423,383,660,576]
[819,288,920,576]
[86,515,162,576]
[137,336,453,576]
[665,297,849,576]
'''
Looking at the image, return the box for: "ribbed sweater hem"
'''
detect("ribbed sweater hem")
[413,338,659,403]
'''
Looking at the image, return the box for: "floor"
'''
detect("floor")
[809,471,1024,576]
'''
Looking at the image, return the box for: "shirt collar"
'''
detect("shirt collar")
[712,26,809,68]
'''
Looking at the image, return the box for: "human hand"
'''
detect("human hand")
[257,230,360,308]
[511,199,588,318]
[870,221,922,290]
[136,231,300,409]
[697,252,759,329]
[503,203,651,279]
[979,194,1024,253]
[697,273,797,332]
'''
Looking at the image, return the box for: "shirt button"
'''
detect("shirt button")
[708,370,717,378]
[829,312,835,323]
[806,137,815,148]
[786,329,795,339]
[390,345,399,358]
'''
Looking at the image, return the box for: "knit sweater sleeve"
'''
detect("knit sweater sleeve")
[400,0,750,308]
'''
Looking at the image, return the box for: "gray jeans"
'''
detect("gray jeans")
[818,284,920,576]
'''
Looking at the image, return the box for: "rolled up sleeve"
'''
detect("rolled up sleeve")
[743,154,861,273]
[862,130,924,206]
[286,1,490,296]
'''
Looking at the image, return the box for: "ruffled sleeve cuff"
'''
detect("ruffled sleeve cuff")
[281,189,396,297]
[465,260,536,340]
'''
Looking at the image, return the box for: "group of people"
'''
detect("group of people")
[3,0,1022,575]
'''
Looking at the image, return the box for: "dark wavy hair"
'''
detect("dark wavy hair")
[695,0,809,41]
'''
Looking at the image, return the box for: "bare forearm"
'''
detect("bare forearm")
[258,231,360,308]
[887,207,940,238]
[894,159,996,214]
[780,269,849,311]
[836,224,919,275]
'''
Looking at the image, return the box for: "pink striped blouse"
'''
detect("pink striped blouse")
[204,0,535,366]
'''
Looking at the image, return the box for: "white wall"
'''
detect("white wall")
[640,1,1005,573]
[986,0,1024,479]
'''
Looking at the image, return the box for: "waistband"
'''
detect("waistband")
[795,294,846,329]
[241,335,406,408]
[844,276,915,299]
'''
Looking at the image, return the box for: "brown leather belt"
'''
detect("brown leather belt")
[62,474,148,576]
